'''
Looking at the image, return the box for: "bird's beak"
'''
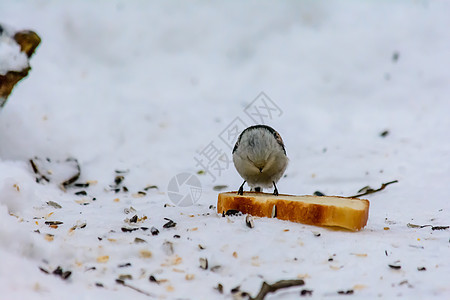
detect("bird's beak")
[259,167,263,173]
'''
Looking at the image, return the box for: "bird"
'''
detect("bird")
[232,125,288,196]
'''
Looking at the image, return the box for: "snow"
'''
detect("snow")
[0,24,29,75]
[0,1,449,299]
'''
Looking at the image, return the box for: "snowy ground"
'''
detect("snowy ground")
[1,1,449,299]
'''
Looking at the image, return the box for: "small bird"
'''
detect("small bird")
[232,125,288,196]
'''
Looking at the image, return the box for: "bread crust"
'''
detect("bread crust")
[217,192,369,231]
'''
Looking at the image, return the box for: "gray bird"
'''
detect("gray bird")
[232,125,288,195]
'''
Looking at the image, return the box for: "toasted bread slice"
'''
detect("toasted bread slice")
[217,192,369,231]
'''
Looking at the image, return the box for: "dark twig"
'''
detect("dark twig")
[29,159,50,183]
[250,279,305,300]
[351,180,398,198]
[116,279,155,297]
[60,158,81,190]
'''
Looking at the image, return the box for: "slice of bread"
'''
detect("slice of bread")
[217,192,369,231]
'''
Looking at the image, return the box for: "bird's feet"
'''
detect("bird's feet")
[273,181,279,196]
[237,180,246,195]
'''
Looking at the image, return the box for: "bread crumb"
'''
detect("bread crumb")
[166,285,174,292]
[185,274,195,280]
[97,255,109,263]
[139,249,152,258]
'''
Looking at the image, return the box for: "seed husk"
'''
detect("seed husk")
[163,218,176,228]
[271,205,277,218]
[389,264,401,270]
[199,258,208,270]
[245,215,254,228]
[150,227,159,236]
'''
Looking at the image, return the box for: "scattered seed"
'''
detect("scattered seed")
[173,235,180,239]
[417,267,426,271]
[432,226,449,230]
[46,201,62,209]
[115,169,129,174]
[129,215,138,223]
[245,215,254,228]
[62,271,72,280]
[380,130,390,137]
[95,282,104,288]
[134,237,146,244]
[209,205,216,210]
[124,207,137,214]
[139,249,152,258]
[52,266,71,280]
[389,264,401,270]
[185,274,195,280]
[150,227,159,236]
[45,221,63,226]
[53,266,63,275]
[210,265,222,272]
[338,290,354,295]
[225,209,241,216]
[199,258,208,270]
[144,185,158,191]
[75,190,87,196]
[300,289,313,296]
[39,267,49,274]
[74,183,89,188]
[313,191,325,196]
[122,186,129,192]
[118,274,133,281]
[198,244,205,250]
[163,218,176,229]
[140,227,149,231]
[215,283,224,294]
[121,227,139,233]
[312,231,321,237]
[97,256,109,263]
[115,176,124,185]
[231,286,240,293]
[149,275,159,283]
[118,263,132,268]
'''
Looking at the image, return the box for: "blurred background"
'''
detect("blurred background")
[0,0,449,202]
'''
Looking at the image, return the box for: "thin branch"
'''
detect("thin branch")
[250,279,305,300]
[60,157,81,190]
[351,180,398,198]
[116,279,155,297]
[29,159,50,183]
